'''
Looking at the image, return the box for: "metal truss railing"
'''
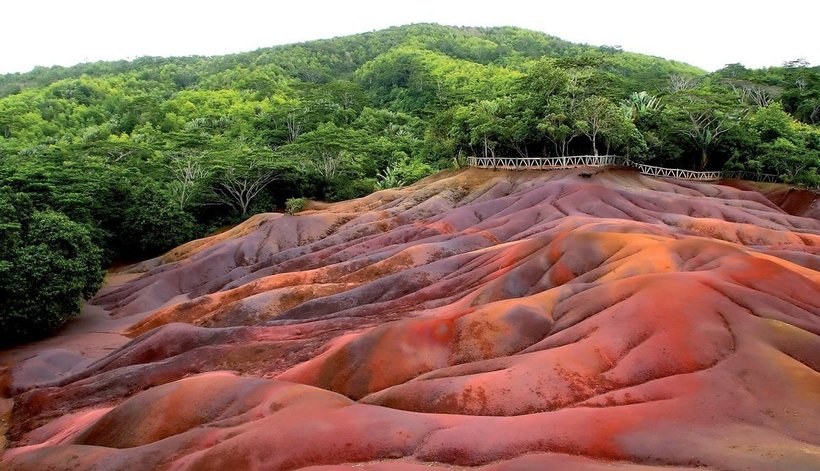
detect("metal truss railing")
[466,155,782,184]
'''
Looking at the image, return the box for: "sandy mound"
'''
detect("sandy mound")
[2,168,819,470]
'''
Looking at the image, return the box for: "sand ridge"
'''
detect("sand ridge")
[1,168,819,470]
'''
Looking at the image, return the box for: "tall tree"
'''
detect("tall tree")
[682,110,734,170]
[577,96,621,156]
[211,146,281,216]
[167,151,209,210]
[537,97,582,157]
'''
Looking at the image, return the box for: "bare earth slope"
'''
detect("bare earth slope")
[2,168,819,470]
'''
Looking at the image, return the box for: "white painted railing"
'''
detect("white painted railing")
[466,155,782,183]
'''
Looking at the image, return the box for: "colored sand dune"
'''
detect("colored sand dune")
[1,168,819,470]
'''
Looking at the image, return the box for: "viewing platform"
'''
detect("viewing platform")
[466,155,781,183]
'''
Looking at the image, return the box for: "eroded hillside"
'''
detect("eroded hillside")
[2,168,819,470]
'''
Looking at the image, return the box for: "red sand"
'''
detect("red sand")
[1,168,818,471]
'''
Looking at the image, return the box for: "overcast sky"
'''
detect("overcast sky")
[2,0,817,74]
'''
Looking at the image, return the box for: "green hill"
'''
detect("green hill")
[0,24,703,95]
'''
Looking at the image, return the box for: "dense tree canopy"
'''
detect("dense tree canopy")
[0,24,817,341]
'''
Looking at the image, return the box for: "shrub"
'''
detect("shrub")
[121,183,198,257]
[0,200,104,344]
[393,155,435,184]
[326,177,377,201]
[285,197,307,215]
[374,164,405,190]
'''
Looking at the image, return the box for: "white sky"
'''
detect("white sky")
[1,0,818,74]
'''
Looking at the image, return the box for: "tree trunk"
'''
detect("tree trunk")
[591,133,598,156]
[700,149,708,170]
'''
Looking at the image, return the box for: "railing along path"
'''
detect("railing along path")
[466,155,781,183]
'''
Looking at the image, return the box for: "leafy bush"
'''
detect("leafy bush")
[393,155,435,184]
[121,183,198,257]
[374,164,405,190]
[0,193,104,344]
[326,177,378,201]
[285,197,306,215]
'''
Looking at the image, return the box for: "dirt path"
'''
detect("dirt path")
[0,272,154,396]
[0,272,151,452]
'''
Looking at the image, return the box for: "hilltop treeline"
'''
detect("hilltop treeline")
[0,24,818,340]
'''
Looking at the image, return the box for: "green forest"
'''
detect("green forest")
[1,24,818,342]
